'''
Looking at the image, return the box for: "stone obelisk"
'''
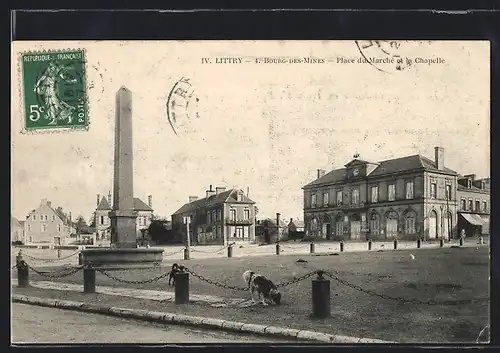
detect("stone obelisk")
[109,86,138,248]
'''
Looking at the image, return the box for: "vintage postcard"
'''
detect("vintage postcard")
[11,40,490,344]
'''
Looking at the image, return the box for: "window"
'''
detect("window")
[45,215,48,221]
[212,210,216,222]
[336,191,343,206]
[323,192,329,207]
[370,213,380,235]
[483,201,488,212]
[217,225,222,237]
[207,211,211,224]
[217,209,221,221]
[57,224,61,232]
[28,224,31,232]
[404,213,416,234]
[371,186,378,203]
[33,215,36,221]
[237,193,243,202]
[41,224,47,233]
[406,181,414,199]
[52,215,56,221]
[244,209,250,220]
[461,198,466,210]
[335,221,343,236]
[430,183,437,198]
[445,185,452,200]
[475,200,480,212]
[100,216,104,225]
[351,189,359,205]
[311,194,317,208]
[468,199,473,211]
[230,209,236,221]
[388,184,396,201]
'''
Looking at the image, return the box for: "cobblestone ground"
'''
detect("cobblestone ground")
[11,303,296,344]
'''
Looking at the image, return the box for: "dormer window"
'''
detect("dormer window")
[237,192,243,202]
[467,179,472,188]
[482,181,486,189]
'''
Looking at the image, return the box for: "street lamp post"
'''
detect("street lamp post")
[276,213,281,243]
[184,216,191,257]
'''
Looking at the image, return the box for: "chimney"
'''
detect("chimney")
[206,184,216,198]
[47,201,51,208]
[97,194,100,206]
[215,186,226,195]
[148,195,153,208]
[41,198,47,205]
[108,191,112,207]
[189,196,198,203]
[317,169,326,179]
[434,147,444,170]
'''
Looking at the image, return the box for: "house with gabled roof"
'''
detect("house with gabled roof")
[24,199,75,245]
[456,174,490,236]
[171,185,257,245]
[303,147,459,241]
[94,192,154,241]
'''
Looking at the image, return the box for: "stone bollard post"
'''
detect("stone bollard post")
[368,240,372,251]
[310,242,315,254]
[340,241,344,252]
[17,261,30,288]
[175,272,189,304]
[227,244,233,258]
[439,238,444,248]
[459,237,464,246]
[183,248,190,260]
[276,242,281,255]
[311,270,330,318]
[417,239,421,249]
[393,239,398,250]
[83,265,96,294]
[78,252,83,265]
[57,249,61,259]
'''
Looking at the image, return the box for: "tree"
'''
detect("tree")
[148,216,178,244]
[88,212,96,228]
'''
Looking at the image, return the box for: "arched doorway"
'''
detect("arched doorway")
[334,214,344,238]
[322,214,331,240]
[310,218,319,238]
[350,214,361,240]
[429,210,438,239]
[369,211,380,238]
[403,210,417,237]
[442,211,452,240]
[385,210,399,239]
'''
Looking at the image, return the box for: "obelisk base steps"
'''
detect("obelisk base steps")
[80,248,164,269]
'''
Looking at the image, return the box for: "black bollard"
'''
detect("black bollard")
[175,272,189,304]
[439,238,444,248]
[340,241,344,252]
[276,243,281,255]
[78,252,83,265]
[227,245,233,258]
[312,270,330,318]
[368,240,372,251]
[183,248,190,260]
[17,261,30,288]
[310,242,315,254]
[393,239,398,250]
[16,251,23,267]
[459,237,464,246]
[57,249,61,259]
[417,238,421,249]
[83,266,96,294]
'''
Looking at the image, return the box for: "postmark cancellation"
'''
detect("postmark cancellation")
[18,49,90,133]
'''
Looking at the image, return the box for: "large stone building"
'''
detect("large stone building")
[94,192,154,241]
[24,199,75,245]
[171,185,256,245]
[11,216,25,243]
[303,147,459,241]
[456,175,490,236]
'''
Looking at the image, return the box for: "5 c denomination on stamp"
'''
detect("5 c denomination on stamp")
[20,49,89,133]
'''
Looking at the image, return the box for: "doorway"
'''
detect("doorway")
[429,210,438,239]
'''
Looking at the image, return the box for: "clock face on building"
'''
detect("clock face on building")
[353,168,360,176]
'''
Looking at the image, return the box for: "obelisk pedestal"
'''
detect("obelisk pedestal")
[81,86,163,268]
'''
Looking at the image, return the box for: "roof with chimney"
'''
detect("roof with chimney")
[304,153,458,188]
[172,189,255,216]
[288,219,305,228]
[95,196,153,211]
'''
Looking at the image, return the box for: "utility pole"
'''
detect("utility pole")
[184,216,191,256]
[446,184,452,241]
[276,213,281,243]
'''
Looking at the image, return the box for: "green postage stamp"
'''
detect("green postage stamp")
[19,49,89,132]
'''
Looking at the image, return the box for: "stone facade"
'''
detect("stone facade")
[172,185,256,245]
[11,217,25,243]
[24,199,74,245]
[303,147,459,241]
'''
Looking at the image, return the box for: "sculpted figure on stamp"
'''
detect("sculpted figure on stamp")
[20,49,89,132]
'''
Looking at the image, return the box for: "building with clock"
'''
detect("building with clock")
[302,147,460,241]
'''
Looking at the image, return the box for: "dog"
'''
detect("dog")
[168,263,183,286]
[242,270,281,306]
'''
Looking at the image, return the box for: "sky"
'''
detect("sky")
[11,40,490,222]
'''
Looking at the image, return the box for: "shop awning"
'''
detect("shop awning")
[460,213,484,226]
